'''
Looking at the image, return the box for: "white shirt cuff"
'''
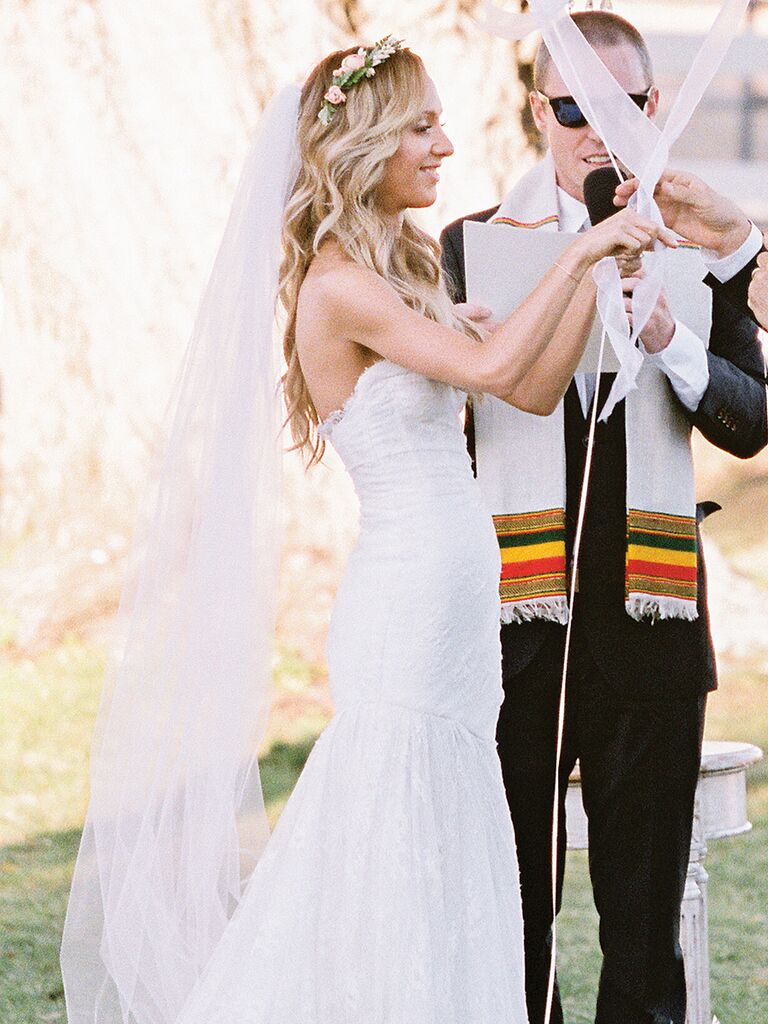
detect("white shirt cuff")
[701,222,763,283]
[641,322,710,412]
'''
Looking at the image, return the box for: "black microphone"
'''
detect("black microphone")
[583,166,622,226]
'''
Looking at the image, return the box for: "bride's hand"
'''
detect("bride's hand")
[570,209,678,268]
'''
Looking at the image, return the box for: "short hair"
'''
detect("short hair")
[533,11,654,92]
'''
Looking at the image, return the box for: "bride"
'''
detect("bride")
[61,37,671,1024]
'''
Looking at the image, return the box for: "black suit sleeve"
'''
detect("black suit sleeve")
[688,287,768,459]
[439,208,498,305]
[439,221,467,304]
[703,248,765,324]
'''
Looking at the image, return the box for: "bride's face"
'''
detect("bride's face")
[376,76,454,217]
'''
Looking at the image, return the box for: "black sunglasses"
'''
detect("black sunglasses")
[537,90,651,128]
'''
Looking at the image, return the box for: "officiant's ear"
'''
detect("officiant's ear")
[644,86,661,120]
[529,90,548,136]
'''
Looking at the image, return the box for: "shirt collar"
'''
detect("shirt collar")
[557,186,589,234]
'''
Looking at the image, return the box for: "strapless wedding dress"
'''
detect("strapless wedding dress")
[178,360,528,1023]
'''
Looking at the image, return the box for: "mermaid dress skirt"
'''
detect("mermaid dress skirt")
[178,360,528,1023]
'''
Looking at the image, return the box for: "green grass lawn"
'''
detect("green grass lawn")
[1,638,766,1023]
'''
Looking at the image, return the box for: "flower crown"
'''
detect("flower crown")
[318,36,405,126]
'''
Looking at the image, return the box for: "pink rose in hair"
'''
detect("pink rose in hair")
[341,53,366,73]
[324,85,346,105]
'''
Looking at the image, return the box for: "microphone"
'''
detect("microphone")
[583,166,622,226]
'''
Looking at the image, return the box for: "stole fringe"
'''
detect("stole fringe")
[500,597,569,626]
[625,595,699,623]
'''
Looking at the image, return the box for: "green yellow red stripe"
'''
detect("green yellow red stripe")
[494,509,566,605]
[625,509,697,605]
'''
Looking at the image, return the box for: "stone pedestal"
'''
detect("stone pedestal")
[681,796,711,1024]
[566,739,763,1024]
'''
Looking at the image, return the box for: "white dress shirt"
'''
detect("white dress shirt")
[556,186,735,416]
[701,221,763,283]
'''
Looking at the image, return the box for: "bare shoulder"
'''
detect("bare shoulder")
[294,244,387,420]
[300,244,399,331]
[295,241,475,391]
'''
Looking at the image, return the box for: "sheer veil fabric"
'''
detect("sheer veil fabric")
[60,85,301,1024]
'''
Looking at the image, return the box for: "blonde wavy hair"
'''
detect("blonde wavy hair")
[279,44,474,465]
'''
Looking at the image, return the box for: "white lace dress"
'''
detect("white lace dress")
[178,360,528,1024]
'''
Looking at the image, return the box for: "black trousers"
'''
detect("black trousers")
[497,616,706,1024]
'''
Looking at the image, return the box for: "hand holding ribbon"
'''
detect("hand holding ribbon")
[479,0,751,419]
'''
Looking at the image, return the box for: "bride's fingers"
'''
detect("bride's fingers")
[635,221,678,249]
[657,224,679,248]
[613,223,647,251]
[589,210,669,260]
[621,229,652,255]
[615,239,644,258]
[616,254,642,276]
[624,223,677,253]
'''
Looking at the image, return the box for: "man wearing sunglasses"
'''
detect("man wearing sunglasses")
[441,10,767,1024]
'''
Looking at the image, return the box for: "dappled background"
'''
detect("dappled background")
[1,2,767,1022]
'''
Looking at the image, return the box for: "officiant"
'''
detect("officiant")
[440,11,767,1024]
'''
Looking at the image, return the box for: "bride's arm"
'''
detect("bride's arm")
[308,209,673,414]
[501,272,597,414]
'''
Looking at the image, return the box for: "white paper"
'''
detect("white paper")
[464,221,713,374]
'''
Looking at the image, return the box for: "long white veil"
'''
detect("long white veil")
[60,84,300,1024]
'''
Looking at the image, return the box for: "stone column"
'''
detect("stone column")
[680,792,711,1024]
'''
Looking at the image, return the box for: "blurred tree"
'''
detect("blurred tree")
[0,1,530,656]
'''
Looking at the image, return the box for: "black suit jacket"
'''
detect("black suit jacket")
[704,248,765,323]
[440,210,768,699]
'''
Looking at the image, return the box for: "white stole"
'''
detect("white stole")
[472,155,699,624]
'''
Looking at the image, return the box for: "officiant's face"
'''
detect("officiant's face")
[530,42,659,203]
